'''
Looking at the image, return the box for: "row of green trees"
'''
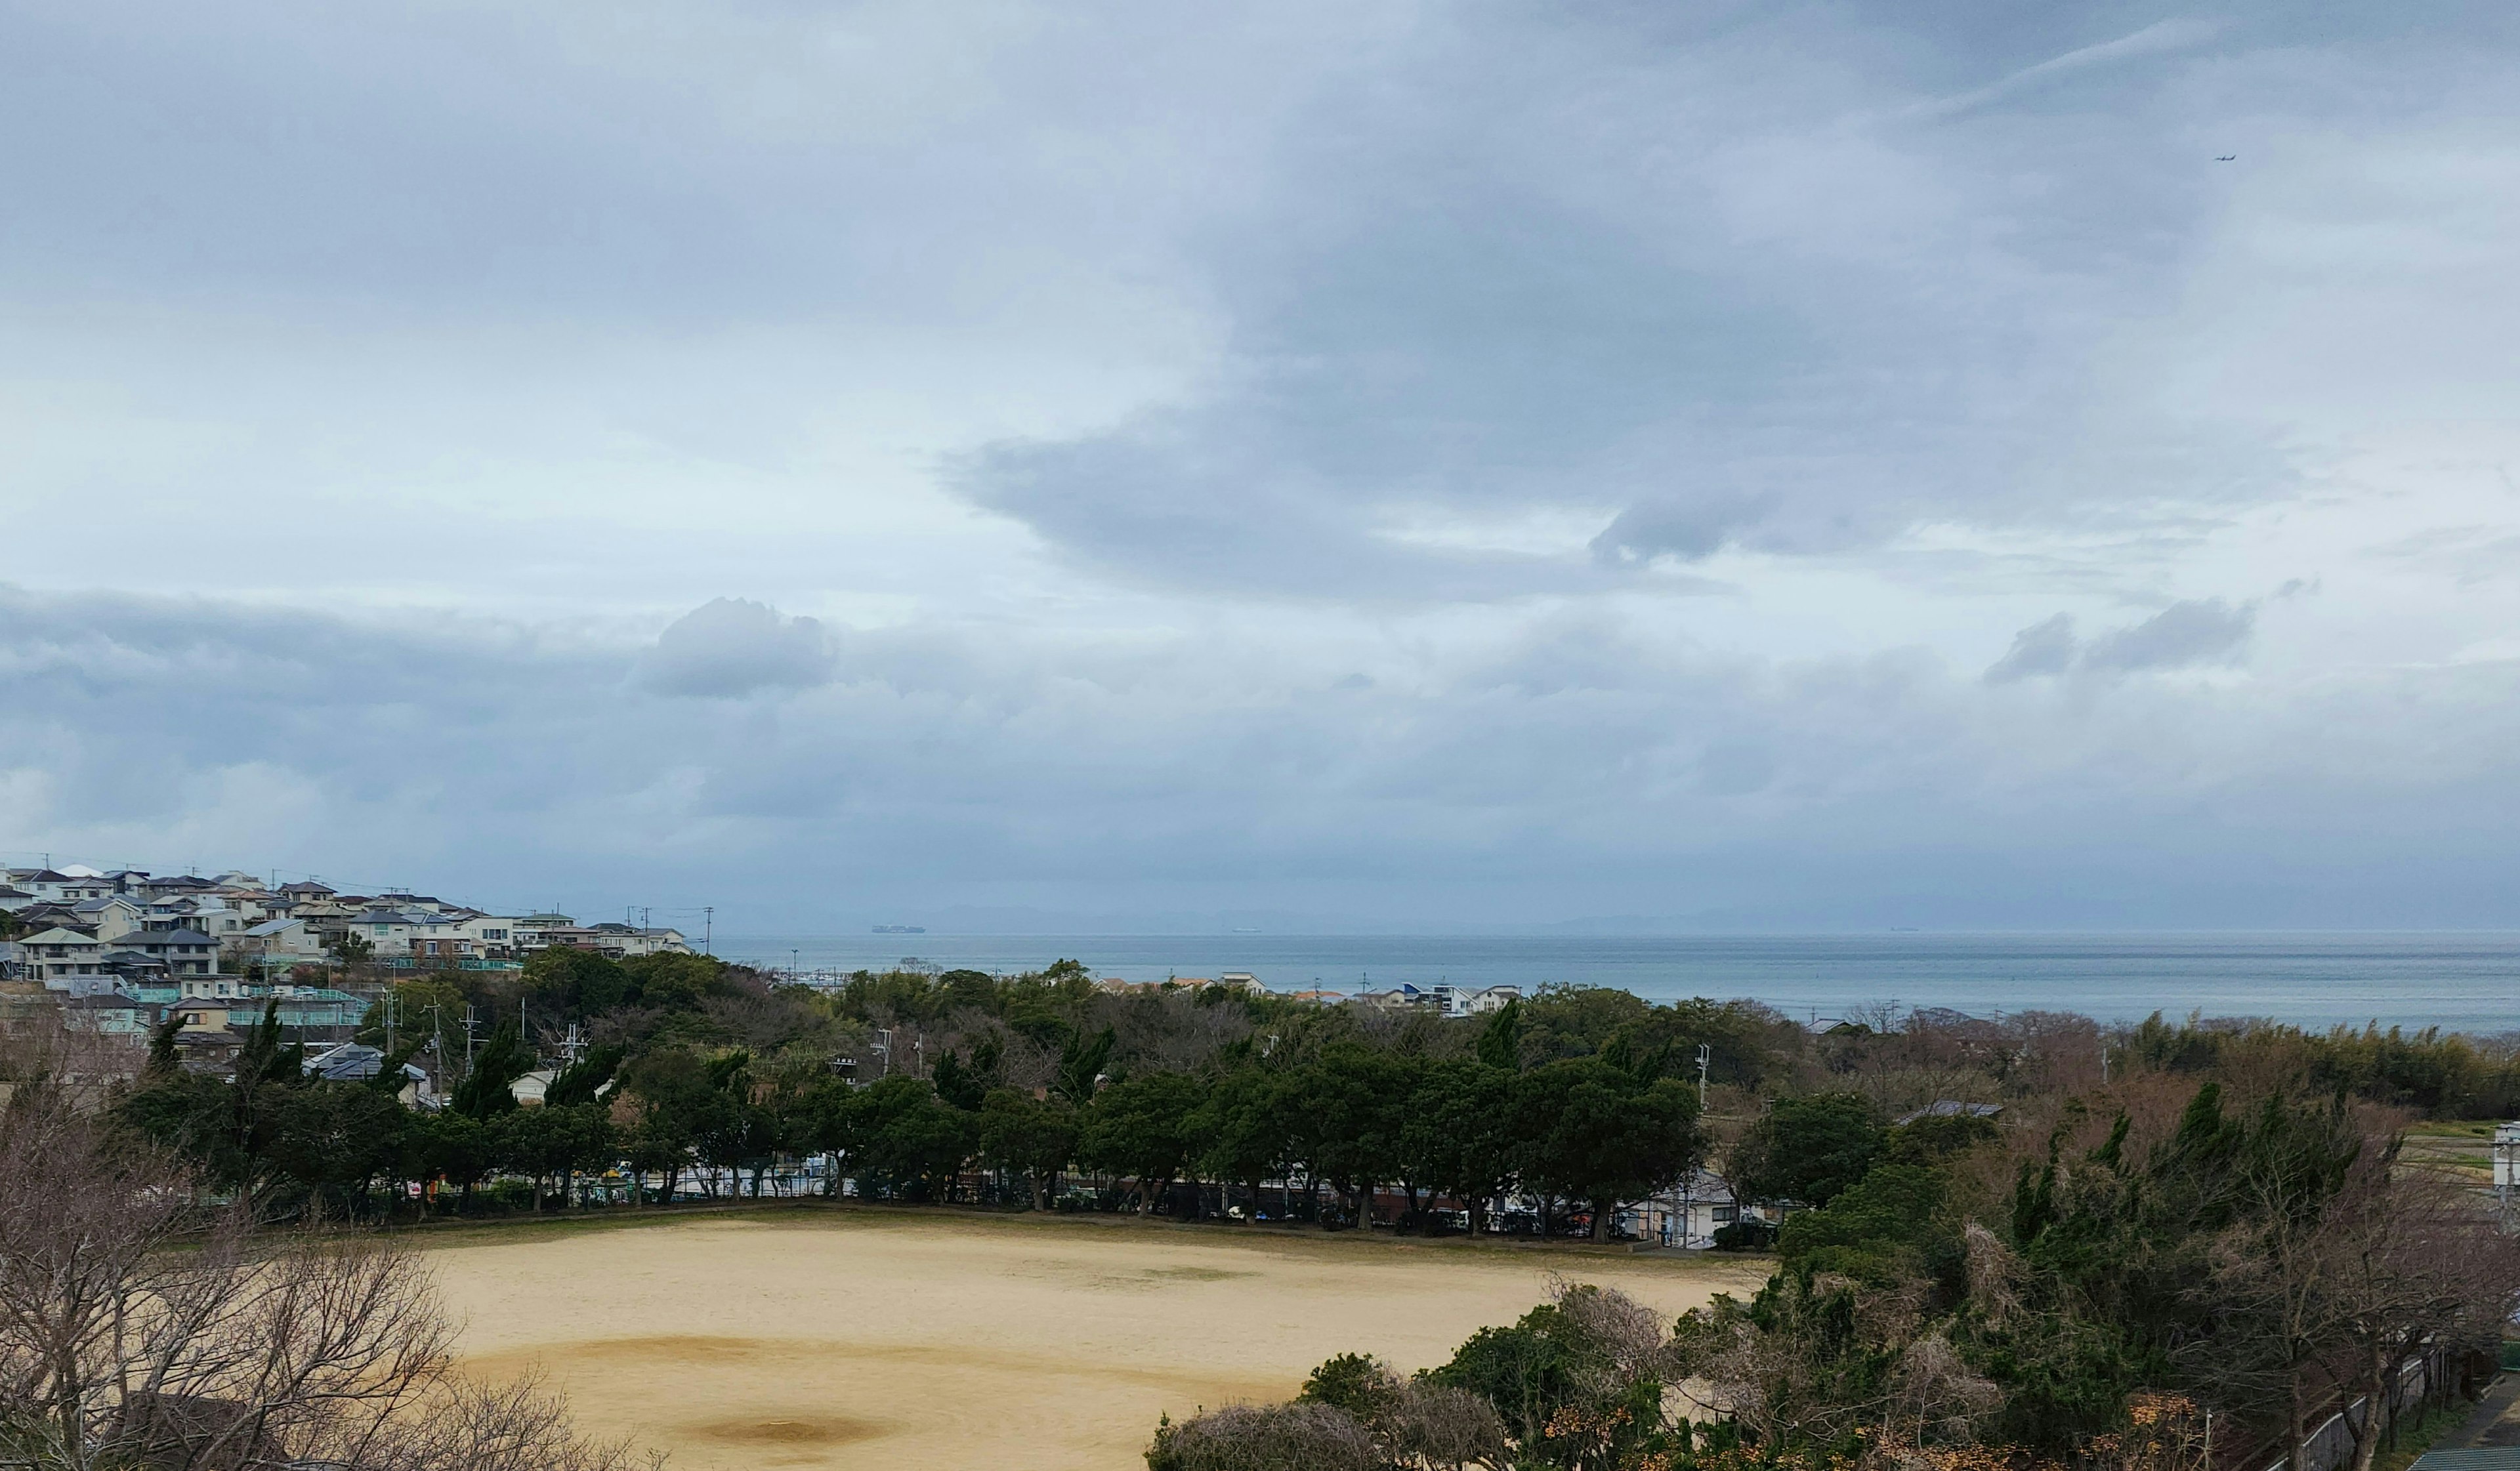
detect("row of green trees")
[795,1008,1704,1235]
[117,992,1710,1237]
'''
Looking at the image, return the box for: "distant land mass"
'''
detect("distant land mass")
[871,924,927,934]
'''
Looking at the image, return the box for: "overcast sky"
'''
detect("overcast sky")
[6,1,2520,931]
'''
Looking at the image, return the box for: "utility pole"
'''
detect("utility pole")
[1696,1043,1712,1109]
[703,906,713,954]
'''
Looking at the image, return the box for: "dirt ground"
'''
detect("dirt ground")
[429,1207,1765,1471]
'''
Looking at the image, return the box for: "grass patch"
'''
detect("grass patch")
[2405,1121,2496,1139]
[2372,1400,2473,1471]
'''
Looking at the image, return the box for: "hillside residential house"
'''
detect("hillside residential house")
[305,1043,434,1106]
[58,993,163,1036]
[237,916,327,970]
[108,928,217,976]
[21,927,105,986]
[276,881,339,909]
[68,897,144,940]
[514,917,690,959]
[453,913,516,953]
[3,870,114,904]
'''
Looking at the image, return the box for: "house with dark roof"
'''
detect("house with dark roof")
[111,928,218,976]
[58,993,162,1036]
[70,896,145,940]
[20,926,105,986]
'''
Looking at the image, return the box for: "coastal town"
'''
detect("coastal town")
[0,861,686,1056]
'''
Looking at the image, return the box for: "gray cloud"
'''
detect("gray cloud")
[1591,495,1778,566]
[1984,613,2082,684]
[2084,598,2256,673]
[1986,600,2256,682]
[9,583,2520,928]
[946,1,2459,596]
[637,598,837,698]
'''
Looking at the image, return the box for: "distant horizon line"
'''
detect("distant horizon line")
[707,926,2520,939]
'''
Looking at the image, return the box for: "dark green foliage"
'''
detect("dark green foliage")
[1775,1161,1951,1283]
[543,1044,625,1108]
[1078,1070,1207,1211]
[522,945,633,1016]
[450,1020,536,1119]
[1298,1353,1399,1421]
[114,1001,411,1216]
[1710,1217,1776,1251]
[836,1075,975,1199]
[1433,1308,1590,1447]
[1728,1091,1885,1207]
[1194,1066,1293,1216]
[978,1088,1078,1209]
[1431,1287,1672,1466]
[1512,1057,1704,1239]
[932,1037,1002,1111]
[1055,1026,1116,1105]
[488,1102,617,1210]
[1475,999,1522,1070]
[1883,1109,2001,1166]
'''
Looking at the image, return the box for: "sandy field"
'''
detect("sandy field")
[429,1209,1763,1471]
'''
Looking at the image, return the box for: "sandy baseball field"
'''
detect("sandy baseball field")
[429,1208,1762,1471]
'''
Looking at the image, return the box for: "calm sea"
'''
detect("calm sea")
[713,933,2520,1034]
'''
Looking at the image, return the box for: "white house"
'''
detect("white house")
[1629,1169,1750,1250]
[20,926,105,987]
[341,905,472,958]
[582,922,690,957]
[450,911,520,956]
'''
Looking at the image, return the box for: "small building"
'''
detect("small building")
[58,993,162,1036]
[1629,1169,1749,1249]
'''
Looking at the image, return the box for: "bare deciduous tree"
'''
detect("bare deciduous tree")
[0,1081,639,1471]
[1146,1401,1381,1471]
[2317,1155,2520,1471]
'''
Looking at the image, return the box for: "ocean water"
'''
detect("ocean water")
[714,932,2520,1033]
